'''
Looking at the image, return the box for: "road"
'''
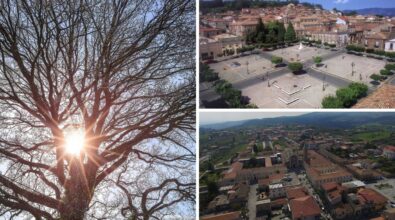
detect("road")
[248,184,258,220]
[232,49,351,91]
[298,173,333,220]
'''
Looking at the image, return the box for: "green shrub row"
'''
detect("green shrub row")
[322,83,368,108]
[347,45,395,58]
[214,80,257,108]
[200,63,219,82]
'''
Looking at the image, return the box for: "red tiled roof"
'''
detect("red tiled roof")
[321,182,339,192]
[259,178,270,186]
[358,188,387,205]
[384,146,395,152]
[269,173,285,183]
[286,187,309,200]
[289,196,321,219]
[201,211,241,220]
[354,85,395,108]
[223,162,243,180]
[271,198,287,206]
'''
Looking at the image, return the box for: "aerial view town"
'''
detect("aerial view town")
[199,112,395,220]
[199,0,395,108]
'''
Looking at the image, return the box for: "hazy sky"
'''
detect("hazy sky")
[200,112,306,125]
[300,0,395,10]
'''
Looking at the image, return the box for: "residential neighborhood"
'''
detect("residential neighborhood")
[199,112,395,220]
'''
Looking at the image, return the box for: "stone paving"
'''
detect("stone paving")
[321,53,386,86]
[209,54,274,84]
[269,45,331,63]
[242,72,338,108]
[203,46,387,108]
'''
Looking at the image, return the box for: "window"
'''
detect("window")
[375,41,379,48]
[365,40,368,46]
[390,43,393,50]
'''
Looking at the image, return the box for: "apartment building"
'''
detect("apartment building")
[304,150,353,188]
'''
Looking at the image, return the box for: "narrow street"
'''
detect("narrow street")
[248,184,258,220]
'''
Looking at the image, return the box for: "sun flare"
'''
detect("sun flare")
[64,130,85,155]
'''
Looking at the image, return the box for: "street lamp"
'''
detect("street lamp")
[351,62,355,76]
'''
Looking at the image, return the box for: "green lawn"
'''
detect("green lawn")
[352,131,391,142]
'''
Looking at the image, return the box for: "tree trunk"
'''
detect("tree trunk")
[60,160,92,220]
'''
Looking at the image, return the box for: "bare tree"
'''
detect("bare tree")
[0,0,195,219]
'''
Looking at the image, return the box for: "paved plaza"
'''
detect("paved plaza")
[269,45,331,63]
[242,72,339,108]
[209,54,275,84]
[318,53,386,86]
[202,45,391,108]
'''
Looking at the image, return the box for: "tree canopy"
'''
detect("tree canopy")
[284,22,297,42]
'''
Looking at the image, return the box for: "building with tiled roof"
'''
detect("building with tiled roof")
[200,26,224,38]
[228,182,249,205]
[357,188,388,211]
[305,150,353,188]
[221,162,243,185]
[229,19,259,36]
[354,85,395,108]
[289,196,321,220]
[321,182,345,206]
[383,146,395,159]
[286,186,309,200]
[201,211,241,220]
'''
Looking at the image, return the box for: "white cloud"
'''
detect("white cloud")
[334,0,349,3]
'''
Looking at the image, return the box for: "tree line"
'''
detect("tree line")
[246,20,297,46]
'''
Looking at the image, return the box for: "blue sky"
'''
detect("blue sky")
[300,0,395,10]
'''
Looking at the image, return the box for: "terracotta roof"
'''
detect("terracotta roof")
[384,146,395,152]
[269,173,285,183]
[322,182,339,192]
[353,85,395,108]
[200,26,223,32]
[271,198,287,206]
[286,187,309,200]
[259,178,270,186]
[289,196,321,219]
[231,19,259,26]
[223,162,243,180]
[201,211,241,220]
[365,32,390,40]
[358,188,387,204]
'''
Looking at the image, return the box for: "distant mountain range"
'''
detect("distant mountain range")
[343,8,395,17]
[201,112,395,130]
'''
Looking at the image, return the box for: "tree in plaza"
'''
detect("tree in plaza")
[313,56,323,67]
[246,31,257,44]
[266,21,279,43]
[256,32,266,44]
[277,22,286,43]
[271,56,283,67]
[0,1,195,219]
[284,22,296,42]
[336,87,359,108]
[322,96,344,108]
[257,19,265,33]
[349,83,368,98]
[288,62,304,73]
